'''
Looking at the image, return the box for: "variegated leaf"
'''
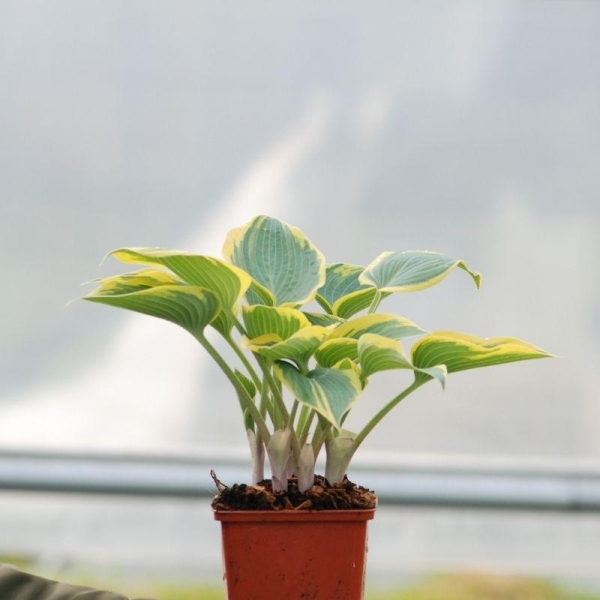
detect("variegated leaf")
[242,305,310,341]
[412,331,553,382]
[274,361,362,429]
[245,279,276,307]
[328,313,425,341]
[84,284,221,335]
[109,247,251,310]
[315,338,359,368]
[85,268,184,296]
[333,288,381,319]
[358,333,446,387]
[234,369,257,400]
[302,312,345,327]
[360,251,481,293]
[316,263,378,318]
[332,358,362,380]
[246,326,330,365]
[223,215,326,307]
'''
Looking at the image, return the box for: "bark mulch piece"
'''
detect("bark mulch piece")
[211,474,377,511]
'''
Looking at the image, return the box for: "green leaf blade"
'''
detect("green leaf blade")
[412,331,553,381]
[223,215,326,307]
[334,288,379,319]
[85,268,184,296]
[84,284,221,335]
[248,326,330,365]
[302,312,345,327]
[242,305,310,341]
[110,248,252,316]
[358,334,412,378]
[358,333,447,387]
[234,369,257,401]
[316,263,378,318]
[329,313,425,341]
[274,362,362,429]
[315,338,359,368]
[360,251,481,293]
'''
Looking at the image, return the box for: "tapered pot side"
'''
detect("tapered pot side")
[214,508,376,600]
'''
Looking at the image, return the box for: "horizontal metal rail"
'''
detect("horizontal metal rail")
[1,446,599,511]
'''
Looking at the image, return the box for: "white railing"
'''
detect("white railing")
[1,446,599,510]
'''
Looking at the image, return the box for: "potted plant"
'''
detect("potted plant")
[84,215,552,599]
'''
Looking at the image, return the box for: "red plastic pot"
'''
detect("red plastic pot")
[214,508,376,600]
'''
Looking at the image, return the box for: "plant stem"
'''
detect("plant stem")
[296,405,310,437]
[299,409,316,441]
[231,313,250,337]
[311,417,332,457]
[289,431,302,475]
[353,379,425,449]
[280,400,302,471]
[224,332,262,391]
[258,376,276,426]
[256,355,289,427]
[287,400,299,430]
[231,314,290,426]
[194,332,271,443]
[367,290,382,314]
[229,313,302,468]
[311,417,323,447]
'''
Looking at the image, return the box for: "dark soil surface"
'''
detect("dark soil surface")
[211,474,377,511]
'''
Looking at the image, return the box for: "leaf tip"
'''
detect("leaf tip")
[98,249,117,267]
[62,298,78,311]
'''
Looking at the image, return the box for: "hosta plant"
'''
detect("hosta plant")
[84,215,552,493]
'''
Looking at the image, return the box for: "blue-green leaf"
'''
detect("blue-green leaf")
[242,305,310,341]
[329,313,425,341]
[302,312,345,327]
[316,263,378,318]
[358,333,446,387]
[360,251,481,293]
[223,215,326,307]
[274,362,362,429]
[246,326,330,366]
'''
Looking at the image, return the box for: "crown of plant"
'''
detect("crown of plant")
[85,215,553,491]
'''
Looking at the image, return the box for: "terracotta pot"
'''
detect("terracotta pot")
[214,508,376,600]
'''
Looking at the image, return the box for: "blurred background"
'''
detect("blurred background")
[1,0,599,598]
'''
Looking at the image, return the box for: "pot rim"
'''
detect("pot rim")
[213,507,376,522]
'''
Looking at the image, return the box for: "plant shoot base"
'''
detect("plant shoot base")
[211,474,377,511]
